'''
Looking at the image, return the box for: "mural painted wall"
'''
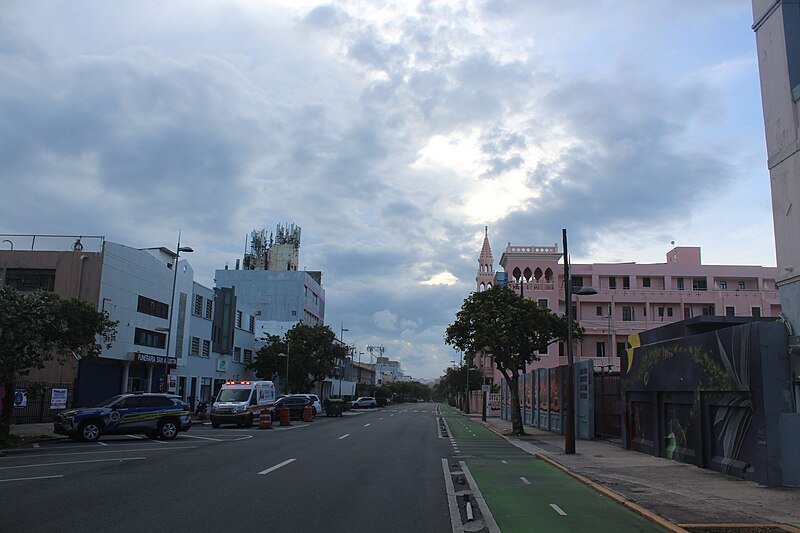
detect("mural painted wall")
[622,317,793,486]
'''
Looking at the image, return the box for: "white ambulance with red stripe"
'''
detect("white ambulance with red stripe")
[210,381,276,428]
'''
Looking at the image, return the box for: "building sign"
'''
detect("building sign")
[50,388,68,410]
[216,359,228,373]
[134,352,177,365]
[168,373,177,394]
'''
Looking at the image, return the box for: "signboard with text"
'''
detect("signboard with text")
[50,388,68,410]
[134,352,177,366]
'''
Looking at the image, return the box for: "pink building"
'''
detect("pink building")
[474,228,781,382]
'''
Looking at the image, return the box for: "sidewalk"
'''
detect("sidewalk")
[469,414,800,531]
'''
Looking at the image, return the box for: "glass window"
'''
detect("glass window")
[249,315,255,333]
[243,349,253,364]
[596,342,605,358]
[537,298,548,308]
[596,305,603,316]
[194,295,203,316]
[693,278,707,291]
[138,295,169,319]
[134,328,167,349]
[751,307,762,318]
[738,281,746,290]
[676,278,685,290]
[658,307,664,317]
[719,280,727,290]
[190,337,200,356]
[236,311,243,328]
[684,307,692,320]
[622,306,633,321]
[623,276,630,290]
[205,299,213,319]
[202,340,210,358]
[784,3,800,101]
[4,268,56,292]
[726,306,735,317]
[608,277,616,289]
[642,277,651,288]
[667,307,674,317]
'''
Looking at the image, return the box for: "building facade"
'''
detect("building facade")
[475,230,781,383]
[752,0,800,409]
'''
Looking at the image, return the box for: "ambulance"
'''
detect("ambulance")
[210,380,276,428]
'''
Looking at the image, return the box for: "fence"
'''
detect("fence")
[594,372,622,439]
[10,381,74,424]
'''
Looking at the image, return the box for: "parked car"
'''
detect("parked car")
[274,395,315,420]
[54,393,192,442]
[287,394,322,414]
[351,397,378,408]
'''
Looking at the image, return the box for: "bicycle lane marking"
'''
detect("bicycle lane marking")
[445,412,667,533]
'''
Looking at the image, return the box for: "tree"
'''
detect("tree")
[249,323,348,394]
[434,362,482,407]
[444,285,579,436]
[0,286,117,439]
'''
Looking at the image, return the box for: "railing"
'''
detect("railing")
[505,245,558,254]
[0,234,105,253]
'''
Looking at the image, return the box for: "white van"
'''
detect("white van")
[210,381,276,428]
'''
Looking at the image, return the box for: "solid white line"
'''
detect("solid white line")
[258,458,296,475]
[550,504,567,516]
[520,477,531,485]
[126,435,144,439]
[441,458,464,533]
[364,423,371,427]
[179,435,224,442]
[0,475,64,483]
[96,441,108,446]
[460,461,501,533]
[32,443,40,449]
[0,457,146,470]
[338,434,350,440]
[0,446,196,460]
[277,424,308,430]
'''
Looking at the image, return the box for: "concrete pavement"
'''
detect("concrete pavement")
[469,414,800,532]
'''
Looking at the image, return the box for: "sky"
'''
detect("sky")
[0,1,776,381]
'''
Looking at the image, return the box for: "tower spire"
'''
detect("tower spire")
[476,226,495,291]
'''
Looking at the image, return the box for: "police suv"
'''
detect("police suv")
[54,393,192,442]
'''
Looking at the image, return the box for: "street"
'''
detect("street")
[1,405,451,533]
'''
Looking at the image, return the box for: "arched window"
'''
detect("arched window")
[545,268,553,282]
[512,267,522,282]
[534,267,543,281]
[479,282,486,291]
[487,283,492,289]
[523,267,532,282]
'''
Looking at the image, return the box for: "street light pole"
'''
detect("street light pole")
[163,231,193,393]
[482,352,487,422]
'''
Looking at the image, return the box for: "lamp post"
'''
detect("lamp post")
[482,352,488,422]
[563,228,597,454]
[163,232,193,393]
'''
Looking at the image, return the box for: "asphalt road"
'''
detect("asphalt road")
[0,404,452,533]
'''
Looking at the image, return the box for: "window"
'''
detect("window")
[703,305,715,316]
[249,316,255,333]
[676,277,685,290]
[693,278,707,291]
[725,306,735,317]
[243,349,253,364]
[571,276,584,289]
[643,306,646,317]
[558,342,564,357]
[622,276,630,290]
[622,306,633,321]
[202,339,210,358]
[5,268,56,292]
[719,280,728,290]
[291,310,297,316]
[608,277,616,289]
[134,328,167,349]
[667,307,674,317]
[617,342,627,358]
[233,347,241,363]
[684,307,692,320]
[596,342,605,358]
[784,2,800,101]
[190,337,200,356]
[137,295,169,319]
[596,305,603,316]
[236,310,243,329]
[738,281,746,290]
[194,295,203,316]
[205,299,213,319]
[751,307,762,318]
[537,298,548,308]
[658,307,664,317]
[642,277,651,288]
[571,305,577,318]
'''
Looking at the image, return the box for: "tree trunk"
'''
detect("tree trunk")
[508,373,525,436]
[0,377,15,440]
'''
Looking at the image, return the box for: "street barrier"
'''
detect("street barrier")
[259,409,272,429]
[302,405,313,422]
[279,407,291,426]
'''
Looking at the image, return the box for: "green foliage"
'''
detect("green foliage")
[433,363,482,402]
[384,380,431,402]
[444,285,578,434]
[0,286,117,438]
[249,323,348,394]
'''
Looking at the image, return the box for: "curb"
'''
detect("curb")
[470,417,689,533]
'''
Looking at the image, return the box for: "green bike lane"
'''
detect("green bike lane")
[440,406,666,533]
